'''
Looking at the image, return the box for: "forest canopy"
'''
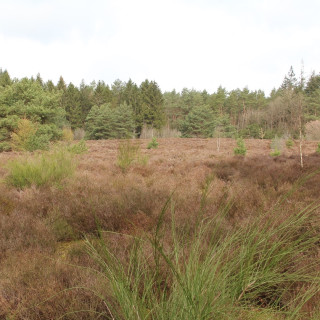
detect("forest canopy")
[1,67,320,151]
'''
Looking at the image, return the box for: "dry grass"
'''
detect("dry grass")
[1,138,320,319]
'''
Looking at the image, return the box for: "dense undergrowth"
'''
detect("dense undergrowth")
[1,139,320,319]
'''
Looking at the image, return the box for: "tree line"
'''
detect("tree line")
[0,67,320,151]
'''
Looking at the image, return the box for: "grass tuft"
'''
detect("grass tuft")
[84,180,320,320]
[5,149,75,189]
[117,140,140,172]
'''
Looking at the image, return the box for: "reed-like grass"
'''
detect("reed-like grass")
[117,140,141,172]
[83,187,320,319]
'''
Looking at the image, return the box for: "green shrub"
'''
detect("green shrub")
[270,148,281,157]
[317,143,320,154]
[0,142,11,152]
[147,137,159,149]
[5,149,75,189]
[67,140,88,155]
[286,139,294,149]
[117,140,140,172]
[234,138,247,156]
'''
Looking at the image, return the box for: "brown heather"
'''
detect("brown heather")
[1,138,320,319]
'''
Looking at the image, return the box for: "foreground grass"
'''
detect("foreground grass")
[83,192,320,319]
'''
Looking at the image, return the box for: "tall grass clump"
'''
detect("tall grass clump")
[83,187,320,319]
[117,140,140,172]
[5,149,75,189]
[62,127,74,143]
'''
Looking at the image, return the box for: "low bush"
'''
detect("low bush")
[270,148,281,157]
[0,141,11,152]
[5,149,75,189]
[234,137,247,156]
[286,138,294,148]
[147,137,159,149]
[67,140,88,155]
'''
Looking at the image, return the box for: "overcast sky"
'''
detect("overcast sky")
[0,0,319,95]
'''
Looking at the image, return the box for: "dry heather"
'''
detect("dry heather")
[1,138,320,319]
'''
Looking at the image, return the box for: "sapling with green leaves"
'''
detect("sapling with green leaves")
[234,137,247,156]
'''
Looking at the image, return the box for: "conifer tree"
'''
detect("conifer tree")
[140,80,165,130]
[179,105,215,138]
[0,69,12,87]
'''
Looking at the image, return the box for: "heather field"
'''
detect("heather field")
[1,138,320,319]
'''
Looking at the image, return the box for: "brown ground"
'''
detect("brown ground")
[0,138,320,319]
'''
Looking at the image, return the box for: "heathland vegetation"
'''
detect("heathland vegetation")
[1,67,320,319]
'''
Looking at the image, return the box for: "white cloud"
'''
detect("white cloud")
[0,0,319,94]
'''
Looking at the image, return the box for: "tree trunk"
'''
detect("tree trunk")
[299,124,303,169]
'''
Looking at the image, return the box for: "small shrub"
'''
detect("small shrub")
[0,142,11,152]
[316,143,320,154]
[5,149,75,189]
[117,140,139,172]
[286,139,294,149]
[147,137,159,149]
[67,140,88,155]
[234,138,247,156]
[62,127,74,143]
[270,148,281,157]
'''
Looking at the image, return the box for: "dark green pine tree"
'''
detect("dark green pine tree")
[45,80,55,92]
[93,81,113,106]
[113,102,135,138]
[209,86,227,115]
[305,72,320,96]
[163,89,182,128]
[111,79,125,108]
[281,66,298,91]
[179,88,204,116]
[140,80,165,130]
[64,83,82,129]
[179,105,215,138]
[79,80,94,127]
[36,73,44,88]
[85,104,115,140]
[305,72,320,118]
[57,76,67,91]
[85,103,135,140]
[0,69,12,87]
[123,79,143,136]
